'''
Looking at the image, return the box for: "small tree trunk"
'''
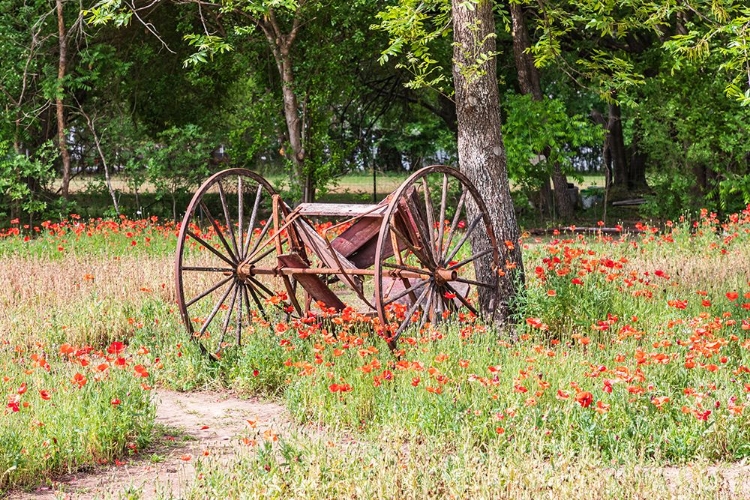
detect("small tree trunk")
[89,119,119,214]
[13,117,22,155]
[452,0,524,323]
[608,101,628,189]
[551,166,574,218]
[510,3,573,219]
[602,139,611,224]
[510,4,542,101]
[260,11,311,202]
[628,130,648,190]
[279,53,308,201]
[56,0,71,199]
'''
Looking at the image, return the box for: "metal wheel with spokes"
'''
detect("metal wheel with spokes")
[175,168,306,357]
[374,165,501,349]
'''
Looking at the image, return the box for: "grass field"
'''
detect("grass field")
[55,170,608,222]
[1,205,749,498]
[60,170,606,194]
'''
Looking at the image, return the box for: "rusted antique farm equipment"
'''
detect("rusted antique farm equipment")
[175,165,501,355]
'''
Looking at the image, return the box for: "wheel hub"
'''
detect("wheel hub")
[235,263,253,282]
[434,268,457,286]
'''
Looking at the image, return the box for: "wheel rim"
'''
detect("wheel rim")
[374,165,501,348]
[175,168,306,357]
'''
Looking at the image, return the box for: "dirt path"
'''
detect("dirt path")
[8,390,290,500]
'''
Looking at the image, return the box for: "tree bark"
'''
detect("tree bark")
[79,106,119,214]
[260,9,312,202]
[451,0,524,323]
[627,123,648,190]
[509,3,573,219]
[56,0,71,199]
[608,101,628,189]
[510,4,542,101]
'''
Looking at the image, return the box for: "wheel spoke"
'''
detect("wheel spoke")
[448,248,494,270]
[242,184,264,259]
[186,229,235,268]
[200,201,237,263]
[246,217,273,261]
[381,261,431,276]
[237,176,244,264]
[185,275,234,308]
[417,288,434,332]
[392,284,431,342]
[445,282,479,316]
[451,276,496,289]
[247,276,277,299]
[248,240,282,266]
[236,283,244,345]
[382,278,431,307]
[245,283,267,320]
[217,181,240,260]
[441,188,467,265]
[282,275,303,317]
[383,274,398,301]
[444,215,483,264]
[434,287,445,321]
[217,283,239,349]
[182,266,234,273]
[198,279,236,337]
[390,224,433,268]
[249,276,299,316]
[437,174,448,259]
[421,177,437,255]
[389,222,420,305]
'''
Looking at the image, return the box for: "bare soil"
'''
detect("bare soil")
[7,390,289,500]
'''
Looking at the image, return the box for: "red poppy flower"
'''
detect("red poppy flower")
[575,391,593,408]
[107,341,125,355]
[695,410,711,421]
[72,373,87,388]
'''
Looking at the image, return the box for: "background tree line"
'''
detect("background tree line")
[1,0,748,225]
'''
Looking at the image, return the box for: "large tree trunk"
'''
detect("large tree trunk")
[510,4,542,101]
[627,124,648,190]
[279,52,309,201]
[452,0,524,323]
[509,4,573,219]
[56,0,71,199]
[260,10,313,202]
[608,101,628,189]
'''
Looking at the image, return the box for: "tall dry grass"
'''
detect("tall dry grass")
[0,253,174,347]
